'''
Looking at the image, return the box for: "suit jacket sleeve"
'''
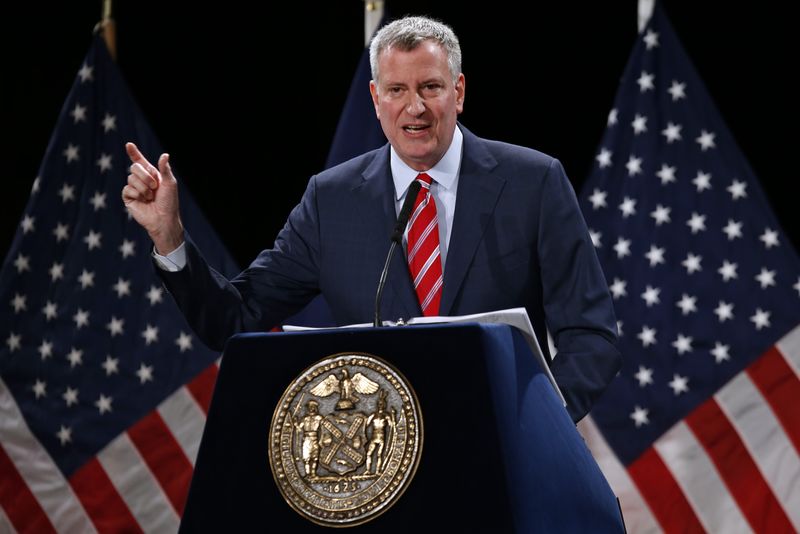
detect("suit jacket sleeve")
[155,177,323,351]
[537,159,621,422]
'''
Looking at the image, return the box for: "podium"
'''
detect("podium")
[179,323,624,532]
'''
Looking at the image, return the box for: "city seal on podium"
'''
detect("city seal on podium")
[269,353,423,527]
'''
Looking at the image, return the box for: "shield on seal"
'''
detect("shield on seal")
[318,412,367,475]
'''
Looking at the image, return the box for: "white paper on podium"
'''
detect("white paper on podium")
[282,307,566,407]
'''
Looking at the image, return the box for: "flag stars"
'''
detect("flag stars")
[686,212,707,234]
[668,374,689,395]
[589,229,602,248]
[656,164,677,185]
[637,326,656,349]
[73,308,90,329]
[588,188,608,209]
[58,183,76,203]
[14,253,31,273]
[53,222,70,242]
[84,230,102,250]
[609,278,627,299]
[625,156,643,177]
[644,245,666,267]
[722,219,743,241]
[755,268,776,289]
[62,387,79,407]
[727,179,747,200]
[112,277,131,298]
[630,406,650,427]
[96,153,112,173]
[146,285,164,305]
[56,425,72,446]
[42,301,57,321]
[696,130,716,151]
[641,285,661,307]
[619,197,637,218]
[77,63,93,82]
[596,148,613,169]
[650,205,671,226]
[70,103,87,123]
[106,316,125,337]
[750,308,771,330]
[32,379,47,399]
[711,342,731,364]
[672,334,693,355]
[49,262,65,282]
[119,239,136,258]
[38,340,53,360]
[101,112,117,133]
[63,144,80,163]
[692,171,712,192]
[137,363,154,384]
[759,228,779,249]
[6,332,22,352]
[102,355,119,376]
[89,191,107,211]
[607,108,618,126]
[718,260,738,282]
[676,294,697,315]
[613,237,632,259]
[643,29,659,49]
[637,71,655,92]
[631,114,648,135]
[21,215,35,234]
[142,324,159,345]
[682,253,702,274]
[66,347,83,367]
[668,80,686,101]
[714,301,735,322]
[95,394,113,414]
[661,122,682,143]
[176,332,193,353]
[10,293,27,313]
[634,366,654,387]
[78,269,95,289]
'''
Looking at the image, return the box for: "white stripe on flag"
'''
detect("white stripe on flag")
[577,416,662,533]
[0,377,96,534]
[776,323,800,376]
[157,386,207,466]
[0,503,19,534]
[97,433,179,534]
[715,371,800,529]
[654,421,753,534]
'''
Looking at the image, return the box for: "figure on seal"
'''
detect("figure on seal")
[365,390,396,474]
[294,400,324,477]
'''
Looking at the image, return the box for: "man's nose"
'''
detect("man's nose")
[405,93,425,116]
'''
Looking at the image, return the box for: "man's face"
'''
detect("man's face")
[370,41,465,171]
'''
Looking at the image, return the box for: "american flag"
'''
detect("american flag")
[577,5,800,533]
[0,35,238,532]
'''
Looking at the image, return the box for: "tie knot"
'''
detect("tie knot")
[415,173,433,188]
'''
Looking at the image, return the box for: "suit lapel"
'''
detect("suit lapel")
[439,127,504,315]
[355,147,420,320]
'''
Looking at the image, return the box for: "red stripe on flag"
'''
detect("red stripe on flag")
[627,447,705,533]
[186,364,218,414]
[0,443,56,534]
[686,398,794,533]
[128,412,193,515]
[69,457,143,534]
[747,346,800,452]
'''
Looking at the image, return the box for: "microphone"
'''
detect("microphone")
[374,180,421,327]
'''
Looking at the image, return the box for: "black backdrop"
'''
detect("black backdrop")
[2,1,795,268]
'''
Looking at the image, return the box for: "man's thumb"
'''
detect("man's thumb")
[158,153,174,181]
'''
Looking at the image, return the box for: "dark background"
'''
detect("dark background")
[2,1,795,268]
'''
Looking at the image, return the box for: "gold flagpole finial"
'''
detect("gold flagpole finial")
[94,0,117,60]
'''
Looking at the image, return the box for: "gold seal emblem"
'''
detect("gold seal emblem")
[269,353,423,527]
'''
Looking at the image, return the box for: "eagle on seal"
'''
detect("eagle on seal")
[310,369,379,410]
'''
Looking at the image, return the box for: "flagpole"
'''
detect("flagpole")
[364,1,383,47]
[95,0,117,60]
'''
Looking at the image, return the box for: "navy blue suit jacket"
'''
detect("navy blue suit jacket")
[158,125,621,421]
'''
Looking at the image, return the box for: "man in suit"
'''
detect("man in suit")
[122,16,620,422]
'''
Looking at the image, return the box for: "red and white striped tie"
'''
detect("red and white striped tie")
[407,173,443,316]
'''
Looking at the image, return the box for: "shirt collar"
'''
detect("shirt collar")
[391,125,463,200]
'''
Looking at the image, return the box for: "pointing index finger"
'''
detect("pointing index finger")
[125,142,158,177]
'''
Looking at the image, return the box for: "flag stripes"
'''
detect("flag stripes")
[70,458,142,534]
[0,443,56,534]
